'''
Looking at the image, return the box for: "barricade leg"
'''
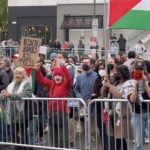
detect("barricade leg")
[60,114,69,148]
[49,125,58,147]
[11,123,27,150]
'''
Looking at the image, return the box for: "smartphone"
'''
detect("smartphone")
[58,59,63,66]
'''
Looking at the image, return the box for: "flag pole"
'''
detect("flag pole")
[104,0,108,71]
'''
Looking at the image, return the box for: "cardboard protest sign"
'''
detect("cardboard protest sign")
[18,37,41,69]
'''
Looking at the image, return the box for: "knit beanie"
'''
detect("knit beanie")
[53,68,64,77]
[50,52,57,59]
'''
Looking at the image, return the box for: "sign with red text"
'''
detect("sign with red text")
[90,37,97,47]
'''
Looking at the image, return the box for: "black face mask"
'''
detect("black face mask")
[108,64,114,71]
[83,64,89,71]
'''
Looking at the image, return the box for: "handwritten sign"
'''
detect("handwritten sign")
[18,37,41,69]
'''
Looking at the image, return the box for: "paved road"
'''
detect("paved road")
[0,133,149,150]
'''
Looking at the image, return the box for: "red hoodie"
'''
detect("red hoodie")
[36,66,72,115]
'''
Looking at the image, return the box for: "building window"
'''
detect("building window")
[21,26,52,45]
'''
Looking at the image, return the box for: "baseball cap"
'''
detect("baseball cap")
[12,54,19,59]
[134,60,145,69]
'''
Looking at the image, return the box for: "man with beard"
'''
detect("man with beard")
[118,51,127,65]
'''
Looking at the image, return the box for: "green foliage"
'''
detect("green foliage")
[0,0,8,29]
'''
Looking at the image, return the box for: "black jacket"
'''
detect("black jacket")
[117,37,127,49]
[91,76,103,114]
[34,65,46,97]
[53,42,61,50]
[49,42,54,48]
[6,68,14,84]
[0,68,9,92]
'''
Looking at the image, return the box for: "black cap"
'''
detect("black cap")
[134,60,145,69]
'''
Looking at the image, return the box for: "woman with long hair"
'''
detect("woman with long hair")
[122,60,150,150]
[103,65,132,150]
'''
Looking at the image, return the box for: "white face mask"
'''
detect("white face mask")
[98,70,107,77]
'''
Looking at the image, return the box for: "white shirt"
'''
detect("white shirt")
[136,44,145,54]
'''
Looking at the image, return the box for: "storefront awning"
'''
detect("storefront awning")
[60,16,103,29]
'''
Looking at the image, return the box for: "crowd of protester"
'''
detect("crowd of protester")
[0,34,149,150]
[0,49,149,150]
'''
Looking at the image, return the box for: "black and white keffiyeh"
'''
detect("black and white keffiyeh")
[121,79,148,102]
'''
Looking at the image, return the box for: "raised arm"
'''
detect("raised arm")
[36,68,53,88]
[62,66,72,90]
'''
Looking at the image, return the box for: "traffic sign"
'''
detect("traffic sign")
[92,19,98,30]
[93,30,98,37]
[90,37,97,47]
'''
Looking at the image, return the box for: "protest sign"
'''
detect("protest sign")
[40,46,47,55]
[18,37,41,69]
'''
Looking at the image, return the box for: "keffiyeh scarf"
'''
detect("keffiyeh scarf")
[121,79,148,102]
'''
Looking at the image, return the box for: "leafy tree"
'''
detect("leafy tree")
[0,0,8,41]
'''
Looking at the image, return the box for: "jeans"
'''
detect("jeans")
[27,119,36,145]
[131,112,150,150]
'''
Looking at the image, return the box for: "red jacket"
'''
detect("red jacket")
[62,44,68,51]
[36,66,72,115]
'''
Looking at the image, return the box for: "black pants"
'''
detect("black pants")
[116,139,127,150]
[11,123,27,150]
[119,49,125,52]
[97,113,109,150]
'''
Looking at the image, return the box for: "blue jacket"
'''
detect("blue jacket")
[75,70,97,102]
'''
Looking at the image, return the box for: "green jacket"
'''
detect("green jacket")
[0,82,32,123]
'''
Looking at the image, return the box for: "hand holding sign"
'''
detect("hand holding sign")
[18,37,41,69]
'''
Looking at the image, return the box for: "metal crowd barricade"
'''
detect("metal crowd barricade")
[0,98,87,150]
[0,46,20,57]
[88,99,150,150]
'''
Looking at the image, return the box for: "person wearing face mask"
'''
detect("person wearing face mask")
[121,60,150,150]
[91,62,106,149]
[100,57,118,150]
[102,65,132,150]
[107,57,118,84]
[75,57,97,146]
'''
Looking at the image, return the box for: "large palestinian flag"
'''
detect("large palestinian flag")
[108,0,150,30]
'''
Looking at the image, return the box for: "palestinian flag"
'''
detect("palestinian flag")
[108,0,150,30]
[23,68,36,94]
[0,105,7,123]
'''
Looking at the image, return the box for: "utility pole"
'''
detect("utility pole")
[93,0,96,18]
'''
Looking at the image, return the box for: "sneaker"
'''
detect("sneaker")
[145,139,149,144]
[44,125,49,132]
[35,138,46,145]
[133,140,135,143]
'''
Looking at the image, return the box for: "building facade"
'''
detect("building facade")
[8,0,136,48]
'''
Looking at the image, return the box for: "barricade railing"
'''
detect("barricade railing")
[0,46,150,61]
[88,99,150,150]
[0,98,87,150]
